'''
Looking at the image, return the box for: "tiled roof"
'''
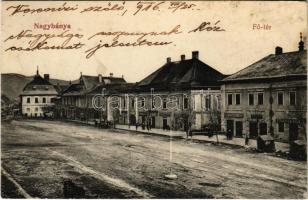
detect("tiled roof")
[21,74,58,96]
[136,58,225,91]
[61,83,86,96]
[222,50,307,82]
[81,75,126,89]
[87,83,135,95]
[61,75,127,96]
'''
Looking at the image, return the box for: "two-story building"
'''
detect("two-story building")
[55,73,127,121]
[109,51,226,131]
[221,36,306,142]
[21,69,58,117]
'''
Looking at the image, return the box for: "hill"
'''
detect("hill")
[1,73,72,102]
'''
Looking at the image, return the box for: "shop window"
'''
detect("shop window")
[278,122,284,132]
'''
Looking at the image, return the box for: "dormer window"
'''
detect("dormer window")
[104,79,111,84]
[32,86,37,90]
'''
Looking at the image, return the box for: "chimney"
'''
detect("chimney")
[44,74,49,81]
[181,54,185,61]
[275,46,283,55]
[98,74,102,83]
[192,51,199,59]
[166,57,171,63]
[299,32,304,51]
[109,73,113,77]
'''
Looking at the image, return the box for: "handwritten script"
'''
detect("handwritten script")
[4,2,226,59]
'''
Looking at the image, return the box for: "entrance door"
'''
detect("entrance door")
[259,123,267,135]
[235,121,243,137]
[249,122,258,138]
[163,118,168,129]
[226,120,234,136]
[151,116,155,128]
[289,123,299,142]
[130,115,136,125]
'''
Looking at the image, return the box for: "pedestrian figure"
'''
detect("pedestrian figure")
[245,135,249,146]
[227,129,232,140]
[142,122,145,130]
[136,123,139,131]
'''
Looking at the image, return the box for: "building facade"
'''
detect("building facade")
[111,51,226,131]
[221,39,307,142]
[55,73,127,121]
[21,70,58,117]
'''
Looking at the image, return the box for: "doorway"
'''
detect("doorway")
[249,122,258,138]
[226,120,234,136]
[289,123,299,142]
[235,121,243,137]
[163,118,168,130]
[259,123,267,135]
[151,116,155,128]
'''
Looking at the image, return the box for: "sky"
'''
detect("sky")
[1,1,307,83]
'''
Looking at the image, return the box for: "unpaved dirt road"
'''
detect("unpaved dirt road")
[1,120,307,198]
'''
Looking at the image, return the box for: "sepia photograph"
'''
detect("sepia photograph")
[1,0,307,199]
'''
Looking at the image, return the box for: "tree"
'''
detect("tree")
[208,108,221,143]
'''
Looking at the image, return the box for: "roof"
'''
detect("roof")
[54,84,70,93]
[81,75,126,89]
[87,83,135,95]
[61,83,87,96]
[21,74,58,96]
[136,58,225,91]
[222,50,307,83]
[61,74,127,96]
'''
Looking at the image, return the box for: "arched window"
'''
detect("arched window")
[42,97,46,103]
[35,97,39,103]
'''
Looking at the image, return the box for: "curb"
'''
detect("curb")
[115,127,249,149]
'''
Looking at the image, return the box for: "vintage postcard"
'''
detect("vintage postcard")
[1,0,307,199]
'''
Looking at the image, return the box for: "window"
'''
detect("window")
[140,98,145,107]
[183,97,189,109]
[205,95,211,110]
[227,94,233,105]
[26,108,30,112]
[151,98,155,109]
[35,97,39,103]
[258,93,263,105]
[35,107,38,112]
[42,97,46,103]
[278,122,284,132]
[235,94,241,105]
[123,98,126,108]
[27,97,30,103]
[278,92,283,105]
[249,94,254,105]
[290,92,296,105]
[131,99,135,108]
[163,98,167,109]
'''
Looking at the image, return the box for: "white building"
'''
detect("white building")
[21,69,58,117]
